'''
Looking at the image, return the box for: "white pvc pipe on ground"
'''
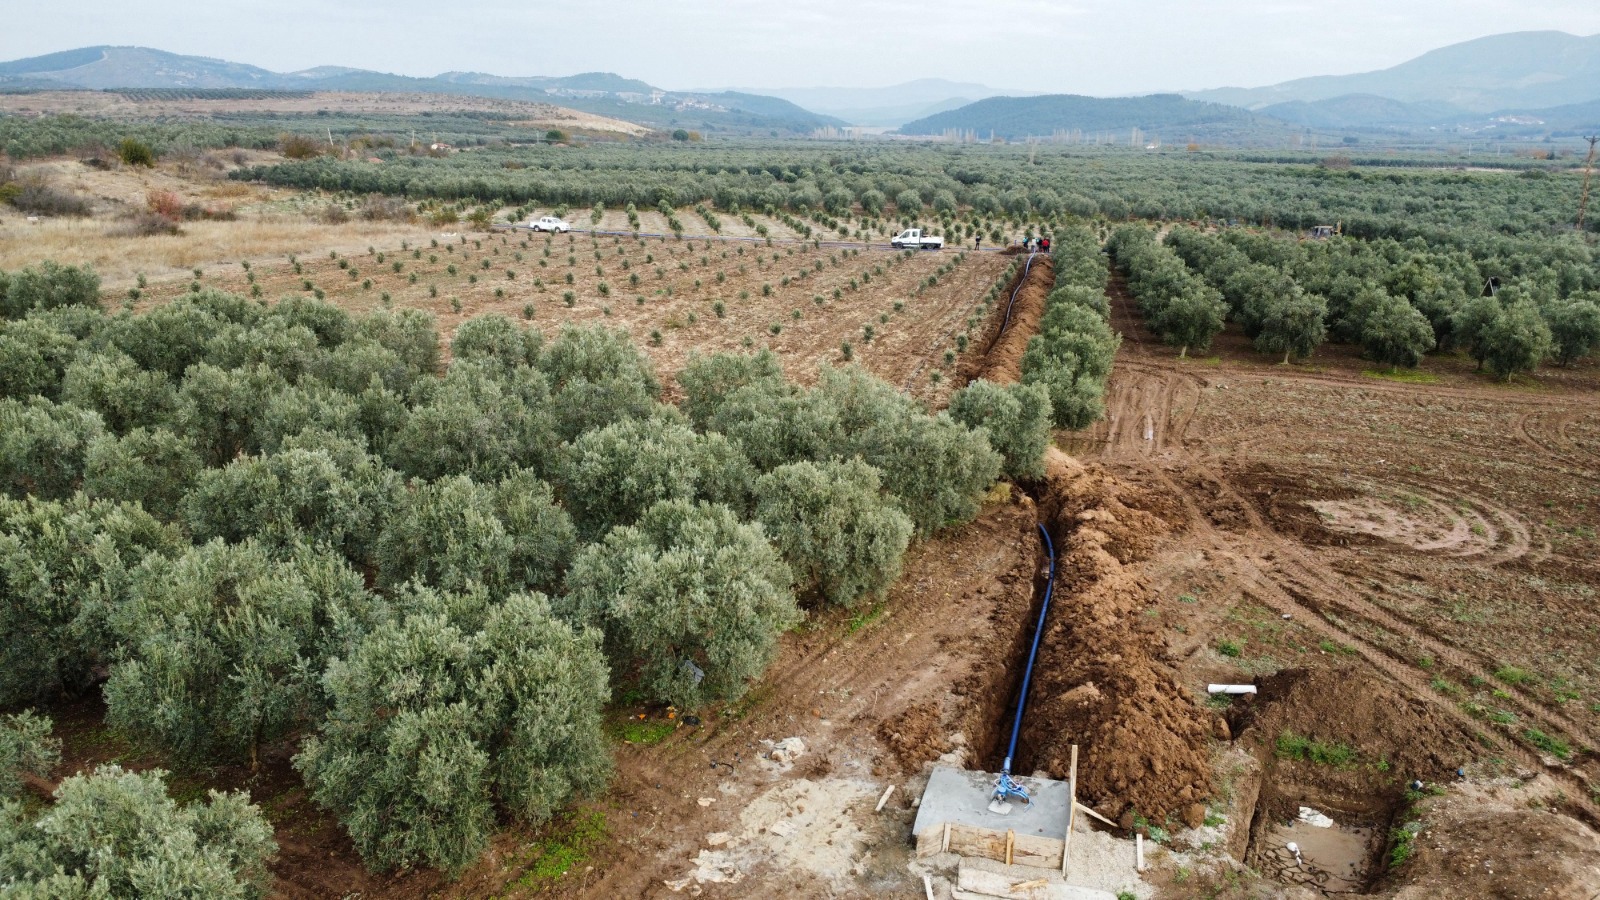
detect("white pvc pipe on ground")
[1207,684,1258,695]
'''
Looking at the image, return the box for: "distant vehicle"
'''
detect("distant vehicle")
[530,216,571,233]
[891,228,943,250]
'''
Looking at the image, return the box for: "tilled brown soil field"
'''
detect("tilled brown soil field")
[129,228,1011,409]
[1047,273,1600,898]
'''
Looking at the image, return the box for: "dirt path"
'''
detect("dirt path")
[562,499,1043,899]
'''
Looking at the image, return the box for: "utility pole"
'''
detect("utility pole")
[1578,135,1599,237]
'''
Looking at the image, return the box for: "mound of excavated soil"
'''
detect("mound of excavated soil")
[1016,451,1215,829]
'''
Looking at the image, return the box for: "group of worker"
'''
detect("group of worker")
[970,236,1052,252]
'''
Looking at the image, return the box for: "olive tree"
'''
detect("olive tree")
[1360,293,1437,371]
[676,350,785,429]
[754,459,912,608]
[1479,299,1552,381]
[295,587,610,875]
[0,261,100,319]
[1544,295,1600,366]
[60,350,177,434]
[536,324,660,441]
[0,495,180,706]
[377,470,574,595]
[173,364,284,468]
[560,499,796,707]
[388,362,556,481]
[1254,292,1329,363]
[948,380,1053,480]
[0,764,276,898]
[1154,285,1228,358]
[0,316,80,401]
[812,367,1001,536]
[183,447,401,564]
[0,710,59,800]
[106,541,378,768]
[451,313,542,372]
[1450,295,1504,370]
[558,410,752,540]
[0,397,104,500]
[83,427,204,516]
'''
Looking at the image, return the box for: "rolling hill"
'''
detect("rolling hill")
[0,46,843,134]
[897,93,1272,141]
[733,79,1033,127]
[1189,31,1600,114]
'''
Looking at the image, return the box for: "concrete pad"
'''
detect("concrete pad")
[913,766,1073,846]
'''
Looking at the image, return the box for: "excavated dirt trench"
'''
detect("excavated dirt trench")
[958,450,1218,833]
[955,253,1052,388]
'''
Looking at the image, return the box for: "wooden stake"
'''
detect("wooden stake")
[1005,829,1015,866]
[875,784,896,812]
[1135,833,1145,872]
[1062,744,1078,876]
[1075,802,1116,828]
[942,821,951,854]
[923,873,935,900]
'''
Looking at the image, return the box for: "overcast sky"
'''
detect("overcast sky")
[5,0,1600,94]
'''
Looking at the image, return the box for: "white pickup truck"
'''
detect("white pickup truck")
[890,228,944,250]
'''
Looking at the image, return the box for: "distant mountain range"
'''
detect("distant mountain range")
[0,46,842,134]
[1187,31,1600,114]
[898,94,1274,142]
[5,32,1600,140]
[905,31,1600,141]
[720,79,1034,127]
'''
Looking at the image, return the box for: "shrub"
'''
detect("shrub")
[279,134,322,159]
[560,499,797,707]
[754,459,912,608]
[948,380,1053,480]
[1,174,92,217]
[295,587,609,875]
[118,138,156,167]
[0,764,277,897]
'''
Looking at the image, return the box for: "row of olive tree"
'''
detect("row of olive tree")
[0,261,1010,877]
[1166,226,1600,378]
[1016,225,1120,432]
[1107,225,1229,358]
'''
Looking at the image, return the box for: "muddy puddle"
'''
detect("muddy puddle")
[1258,812,1378,895]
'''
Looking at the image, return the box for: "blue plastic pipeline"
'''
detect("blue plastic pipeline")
[993,251,1038,347]
[993,523,1058,807]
